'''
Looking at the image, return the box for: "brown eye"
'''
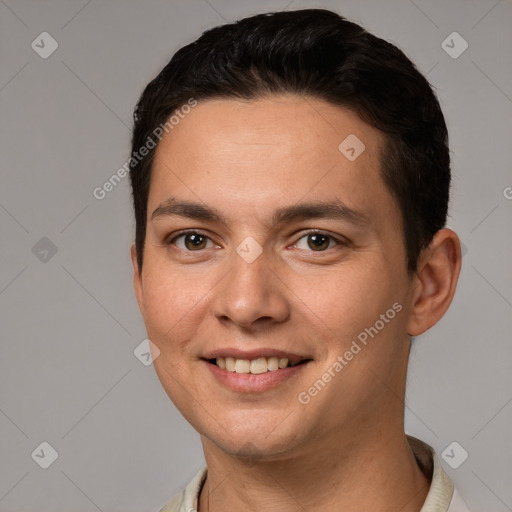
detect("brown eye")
[307,234,331,251]
[184,233,207,250]
[293,232,340,252]
[172,232,214,251]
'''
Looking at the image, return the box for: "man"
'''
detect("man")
[129,9,469,511]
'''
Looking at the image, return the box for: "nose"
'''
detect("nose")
[211,247,290,329]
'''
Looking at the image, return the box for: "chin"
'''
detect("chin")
[210,434,299,462]
[200,412,305,461]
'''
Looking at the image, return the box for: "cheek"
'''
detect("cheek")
[141,266,208,411]
[300,262,397,334]
[309,261,408,381]
[140,263,209,350]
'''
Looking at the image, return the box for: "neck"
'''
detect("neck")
[198,429,430,512]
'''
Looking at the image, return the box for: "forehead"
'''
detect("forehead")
[149,95,397,225]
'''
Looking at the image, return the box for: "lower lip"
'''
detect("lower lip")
[204,360,310,393]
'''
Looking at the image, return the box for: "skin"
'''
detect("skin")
[131,95,461,512]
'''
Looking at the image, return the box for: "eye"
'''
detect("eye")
[171,231,216,251]
[293,232,341,251]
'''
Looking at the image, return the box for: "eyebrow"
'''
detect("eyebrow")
[151,197,369,226]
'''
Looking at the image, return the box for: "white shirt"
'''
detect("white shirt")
[159,435,471,512]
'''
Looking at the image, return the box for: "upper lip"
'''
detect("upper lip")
[202,348,311,366]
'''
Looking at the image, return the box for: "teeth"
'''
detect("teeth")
[234,359,250,373]
[215,356,298,374]
[267,357,279,371]
[250,357,268,374]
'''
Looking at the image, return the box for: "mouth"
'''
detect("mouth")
[206,356,311,375]
[201,349,313,392]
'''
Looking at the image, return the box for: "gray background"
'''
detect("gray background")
[0,0,511,510]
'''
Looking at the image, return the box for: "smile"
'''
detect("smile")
[213,356,304,374]
[203,353,312,393]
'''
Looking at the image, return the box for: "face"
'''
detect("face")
[132,95,417,459]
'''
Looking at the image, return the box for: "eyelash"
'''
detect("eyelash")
[167,229,348,252]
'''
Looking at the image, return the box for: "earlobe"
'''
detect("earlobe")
[131,243,145,316]
[406,229,462,336]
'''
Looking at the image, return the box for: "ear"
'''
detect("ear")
[131,242,145,316]
[406,229,462,336]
